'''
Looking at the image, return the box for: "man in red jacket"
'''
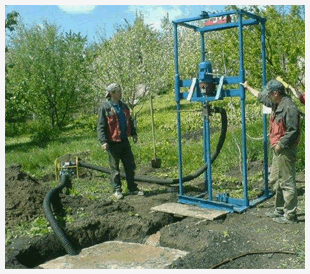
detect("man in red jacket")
[243,79,300,224]
[97,83,143,199]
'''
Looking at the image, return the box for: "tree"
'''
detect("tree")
[5,9,28,129]
[262,5,305,88]
[5,10,19,32]
[209,5,305,89]
[91,12,171,120]
[6,21,90,133]
[5,10,19,53]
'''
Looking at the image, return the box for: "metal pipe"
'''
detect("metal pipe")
[201,31,208,193]
[200,32,205,62]
[176,103,184,195]
[203,109,208,192]
[172,10,238,25]
[261,21,269,196]
[173,22,184,195]
[203,105,213,201]
[238,12,249,206]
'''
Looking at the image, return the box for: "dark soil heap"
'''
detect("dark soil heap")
[5,163,305,269]
[5,165,49,228]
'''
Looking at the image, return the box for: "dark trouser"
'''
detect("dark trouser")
[107,138,138,192]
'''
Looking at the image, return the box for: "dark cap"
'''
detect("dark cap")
[262,79,285,96]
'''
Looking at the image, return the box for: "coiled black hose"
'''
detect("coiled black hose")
[79,107,227,185]
[43,173,78,255]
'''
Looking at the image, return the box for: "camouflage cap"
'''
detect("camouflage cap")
[262,79,285,96]
[105,83,121,98]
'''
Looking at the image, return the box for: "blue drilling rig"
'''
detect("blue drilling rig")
[172,10,273,213]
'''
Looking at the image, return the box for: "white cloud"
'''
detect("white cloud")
[58,5,97,14]
[128,5,183,30]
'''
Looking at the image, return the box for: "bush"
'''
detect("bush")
[72,114,97,132]
[5,121,35,137]
[29,120,59,144]
[296,114,305,171]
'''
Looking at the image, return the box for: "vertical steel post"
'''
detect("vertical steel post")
[200,31,210,194]
[261,20,269,196]
[173,22,184,196]
[238,12,249,206]
[200,32,205,62]
[204,105,213,201]
[203,112,208,192]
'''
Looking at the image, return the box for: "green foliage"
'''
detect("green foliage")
[263,6,305,86]
[5,121,29,137]
[5,217,51,245]
[30,217,51,236]
[5,10,19,32]
[71,114,98,132]
[5,6,305,145]
[29,120,59,143]
[91,12,172,116]
[296,113,305,171]
[6,21,91,130]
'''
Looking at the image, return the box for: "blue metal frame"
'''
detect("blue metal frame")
[173,10,273,213]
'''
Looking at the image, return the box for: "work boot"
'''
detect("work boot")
[114,190,124,200]
[273,216,297,224]
[265,211,283,218]
[128,189,144,196]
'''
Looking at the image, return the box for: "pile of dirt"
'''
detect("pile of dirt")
[5,163,305,269]
[5,165,49,227]
[5,164,180,268]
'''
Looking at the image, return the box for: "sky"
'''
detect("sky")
[4,4,228,44]
[4,3,278,45]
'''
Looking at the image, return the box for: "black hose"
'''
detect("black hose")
[79,107,227,185]
[42,107,226,256]
[43,173,78,255]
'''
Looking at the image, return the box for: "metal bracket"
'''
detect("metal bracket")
[187,78,197,101]
[215,75,224,100]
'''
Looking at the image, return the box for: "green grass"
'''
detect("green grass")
[6,91,305,177]
[5,92,305,180]
[5,92,305,243]
[5,217,51,245]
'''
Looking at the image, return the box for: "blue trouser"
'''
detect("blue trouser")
[107,138,138,192]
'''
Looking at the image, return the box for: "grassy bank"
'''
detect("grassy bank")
[5,92,305,244]
[5,92,305,184]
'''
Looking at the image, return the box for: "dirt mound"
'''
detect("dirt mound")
[5,163,305,269]
[5,165,49,227]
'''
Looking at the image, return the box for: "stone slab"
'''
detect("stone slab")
[151,202,227,220]
[39,240,188,269]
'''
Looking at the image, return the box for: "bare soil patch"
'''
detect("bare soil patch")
[5,163,305,269]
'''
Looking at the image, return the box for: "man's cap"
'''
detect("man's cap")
[105,83,121,98]
[262,79,285,96]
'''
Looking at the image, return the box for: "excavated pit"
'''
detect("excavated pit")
[5,164,186,268]
[5,164,305,269]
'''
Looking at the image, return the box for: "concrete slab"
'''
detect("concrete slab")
[39,240,188,269]
[151,202,227,220]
